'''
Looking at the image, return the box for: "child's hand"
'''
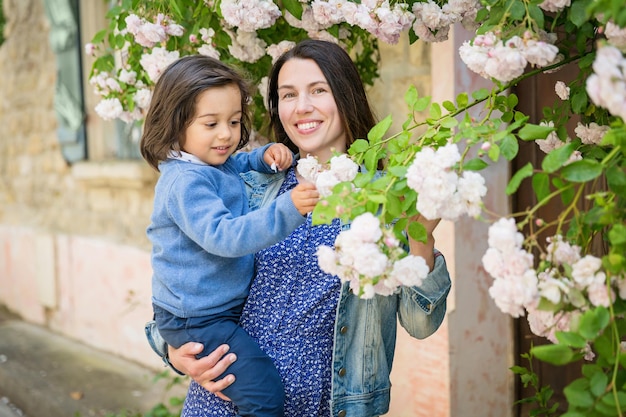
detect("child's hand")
[290,182,319,215]
[264,143,293,172]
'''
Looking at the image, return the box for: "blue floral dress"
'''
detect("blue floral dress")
[182,167,342,417]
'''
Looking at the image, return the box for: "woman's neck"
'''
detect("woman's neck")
[298,148,344,164]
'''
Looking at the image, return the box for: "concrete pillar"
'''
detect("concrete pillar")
[386,24,515,417]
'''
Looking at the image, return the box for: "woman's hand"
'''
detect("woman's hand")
[408,214,441,271]
[168,342,237,401]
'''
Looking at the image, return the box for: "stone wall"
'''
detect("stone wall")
[0,0,156,249]
[0,0,160,367]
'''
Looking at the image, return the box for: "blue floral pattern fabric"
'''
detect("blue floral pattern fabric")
[182,167,342,417]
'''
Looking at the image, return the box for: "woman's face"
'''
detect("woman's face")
[277,58,347,163]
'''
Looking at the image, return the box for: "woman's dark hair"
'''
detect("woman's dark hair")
[267,39,377,154]
[140,55,252,171]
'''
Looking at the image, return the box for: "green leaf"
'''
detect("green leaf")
[488,143,501,161]
[589,371,608,397]
[440,116,458,128]
[367,193,387,204]
[168,0,183,17]
[364,149,379,172]
[349,139,370,154]
[509,0,526,20]
[386,194,403,218]
[571,89,589,114]
[429,102,442,119]
[609,224,626,245]
[414,97,431,112]
[569,0,593,26]
[564,378,594,408]
[542,142,577,173]
[532,172,550,202]
[281,0,303,19]
[500,134,519,160]
[506,162,533,195]
[560,159,603,182]
[442,100,456,112]
[531,344,576,365]
[408,221,427,243]
[578,307,610,340]
[456,92,469,108]
[509,365,529,375]
[471,88,490,101]
[404,85,418,108]
[463,158,489,171]
[368,115,393,143]
[607,164,626,194]
[388,165,408,177]
[555,331,588,349]
[518,123,554,141]
[527,4,545,28]
[91,29,108,44]
[600,390,626,410]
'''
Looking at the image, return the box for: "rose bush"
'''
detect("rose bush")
[89,0,626,414]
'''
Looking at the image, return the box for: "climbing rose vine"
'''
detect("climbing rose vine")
[90,0,626,414]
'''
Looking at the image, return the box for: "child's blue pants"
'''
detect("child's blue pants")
[154,304,285,417]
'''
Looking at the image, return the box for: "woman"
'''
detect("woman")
[157,39,451,417]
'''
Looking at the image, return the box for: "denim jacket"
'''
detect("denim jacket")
[146,169,451,417]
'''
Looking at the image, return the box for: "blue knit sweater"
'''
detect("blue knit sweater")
[148,146,305,318]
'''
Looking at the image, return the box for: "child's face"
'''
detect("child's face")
[181,84,242,166]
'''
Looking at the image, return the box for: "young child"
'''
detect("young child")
[140,55,318,417]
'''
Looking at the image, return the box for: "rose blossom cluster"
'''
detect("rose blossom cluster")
[534,117,609,159]
[308,0,413,44]
[296,154,359,197]
[534,121,582,164]
[125,13,184,48]
[554,81,570,100]
[89,0,485,124]
[405,142,487,221]
[221,0,282,32]
[483,218,622,355]
[89,13,184,121]
[411,0,481,43]
[90,66,156,122]
[482,217,538,318]
[586,45,626,121]
[525,238,616,360]
[316,212,429,298]
[605,20,626,52]
[459,31,560,83]
[574,122,609,145]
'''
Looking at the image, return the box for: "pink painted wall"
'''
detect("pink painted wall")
[0,226,162,369]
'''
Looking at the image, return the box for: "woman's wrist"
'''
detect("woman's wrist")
[409,235,435,271]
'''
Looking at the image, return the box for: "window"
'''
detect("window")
[44,0,142,163]
[44,0,87,162]
[82,0,144,161]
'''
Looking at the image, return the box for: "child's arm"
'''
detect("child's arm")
[263,143,293,172]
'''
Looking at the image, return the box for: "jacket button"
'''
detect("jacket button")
[338,367,346,377]
[340,326,348,334]
[338,411,346,417]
